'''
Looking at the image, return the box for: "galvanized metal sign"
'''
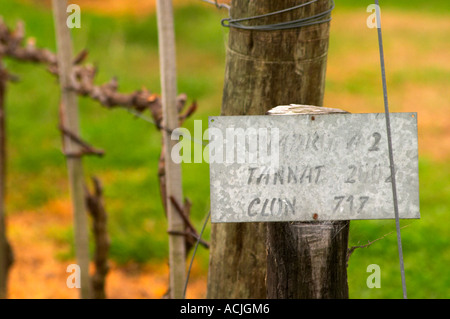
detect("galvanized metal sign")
[208,113,420,223]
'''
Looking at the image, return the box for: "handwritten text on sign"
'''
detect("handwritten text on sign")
[209,113,420,223]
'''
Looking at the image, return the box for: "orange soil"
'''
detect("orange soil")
[69,0,231,15]
[7,199,206,299]
[8,0,213,301]
[67,0,162,16]
[5,4,449,299]
[22,0,216,16]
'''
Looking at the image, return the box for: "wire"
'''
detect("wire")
[183,210,211,299]
[200,0,230,11]
[374,0,407,299]
[221,0,335,31]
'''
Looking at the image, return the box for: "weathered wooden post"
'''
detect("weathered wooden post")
[266,105,350,299]
[208,0,419,299]
[156,0,186,299]
[52,0,91,299]
[207,0,333,299]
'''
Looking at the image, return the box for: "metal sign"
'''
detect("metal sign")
[208,113,420,223]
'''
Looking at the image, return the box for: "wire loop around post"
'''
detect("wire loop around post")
[221,0,335,31]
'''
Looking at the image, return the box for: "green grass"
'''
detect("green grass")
[0,0,449,298]
[338,0,450,14]
[348,159,450,298]
[1,0,223,272]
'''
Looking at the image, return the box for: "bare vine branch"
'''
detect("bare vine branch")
[85,177,110,299]
[0,19,193,116]
[346,223,412,267]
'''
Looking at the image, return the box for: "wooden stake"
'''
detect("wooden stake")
[52,0,91,299]
[156,0,186,299]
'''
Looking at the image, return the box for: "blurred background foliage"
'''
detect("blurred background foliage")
[1,0,449,298]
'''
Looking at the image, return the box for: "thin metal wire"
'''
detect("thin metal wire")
[374,0,407,299]
[200,0,230,11]
[221,0,335,31]
[183,210,211,299]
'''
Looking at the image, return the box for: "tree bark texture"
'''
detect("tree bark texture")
[207,0,332,299]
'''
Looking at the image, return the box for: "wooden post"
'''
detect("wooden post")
[207,0,333,299]
[52,0,91,299]
[0,64,13,299]
[266,105,350,299]
[156,0,186,299]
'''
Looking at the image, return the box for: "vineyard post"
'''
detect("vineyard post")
[156,0,186,299]
[266,106,350,298]
[52,0,91,299]
[207,0,335,298]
